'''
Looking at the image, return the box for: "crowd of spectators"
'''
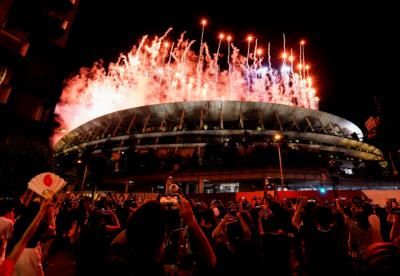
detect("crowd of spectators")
[1,189,400,275]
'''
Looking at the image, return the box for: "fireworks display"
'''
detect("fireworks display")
[54,21,319,143]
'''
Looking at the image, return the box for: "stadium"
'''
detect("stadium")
[54,100,388,195]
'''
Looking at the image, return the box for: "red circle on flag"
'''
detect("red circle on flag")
[44,174,53,187]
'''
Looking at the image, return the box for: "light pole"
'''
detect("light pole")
[274,134,285,192]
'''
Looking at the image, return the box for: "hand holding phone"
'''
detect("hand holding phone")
[158,194,179,205]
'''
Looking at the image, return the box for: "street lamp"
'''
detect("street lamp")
[274,134,285,192]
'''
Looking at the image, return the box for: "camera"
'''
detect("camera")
[159,194,179,204]
[226,220,243,242]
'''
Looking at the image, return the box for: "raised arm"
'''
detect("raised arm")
[336,199,349,218]
[212,215,227,240]
[292,198,306,229]
[258,210,265,236]
[389,214,400,243]
[104,210,121,233]
[8,198,51,263]
[238,211,252,239]
[178,195,217,268]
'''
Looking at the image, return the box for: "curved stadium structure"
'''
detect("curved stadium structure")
[55,101,386,194]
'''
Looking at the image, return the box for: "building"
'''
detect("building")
[0,0,80,138]
[55,100,394,194]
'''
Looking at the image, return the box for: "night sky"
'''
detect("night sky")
[64,0,393,129]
